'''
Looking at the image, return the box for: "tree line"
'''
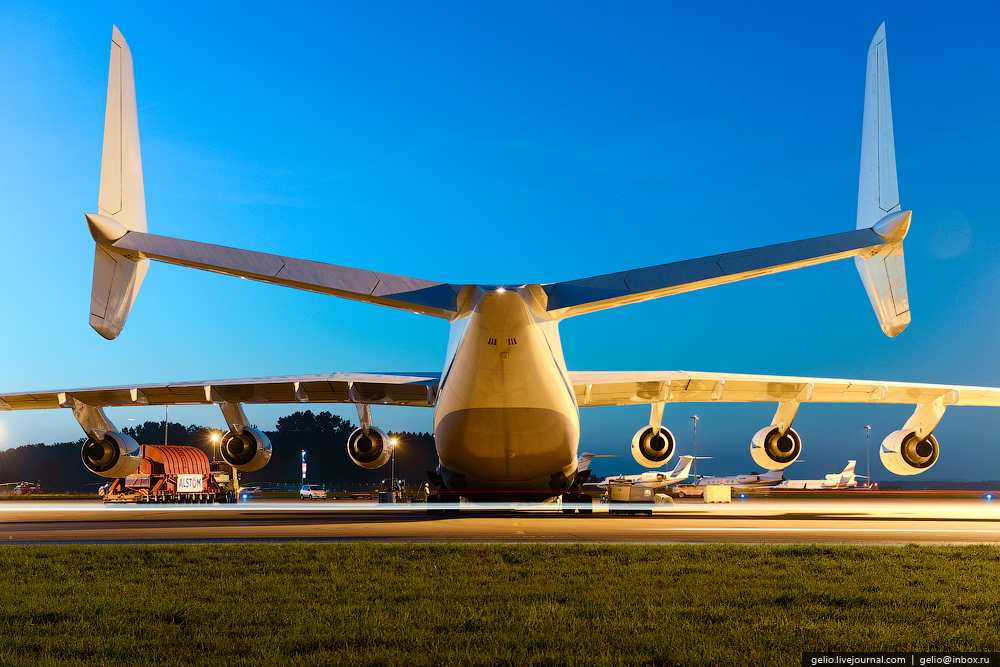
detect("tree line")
[0,411,438,493]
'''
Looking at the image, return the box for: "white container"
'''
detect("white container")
[704,484,732,503]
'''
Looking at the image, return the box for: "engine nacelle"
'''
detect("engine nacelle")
[750,426,802,470]
[220,427,272,471]
[81,432,141,478]
[347,427,393,469]
[631,426,675,469]
[880,430,939,475]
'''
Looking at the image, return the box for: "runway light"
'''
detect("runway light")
[740,493,746,499]
[987,494,993,502]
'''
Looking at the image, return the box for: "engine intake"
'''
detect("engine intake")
[220,427,272,471]
[750,426,801,470]
[81,432,141,478]
[880,430,938,475]
[347,427,392,469]
[631,426,675,468]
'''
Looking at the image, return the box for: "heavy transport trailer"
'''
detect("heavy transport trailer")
[102,444,238,504]
[606,483,676,515]
[607,482,655,516]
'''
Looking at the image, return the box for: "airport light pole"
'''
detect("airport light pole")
[390,437,399,501]
[691,415,699,481]
[865,424,872,488]
[210,431,221,462]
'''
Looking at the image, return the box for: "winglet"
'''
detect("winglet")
[855,23,910,337]
[89,25,150,340]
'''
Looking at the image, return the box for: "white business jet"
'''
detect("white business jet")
[696,468,785,490]
[773,461,863,490]
[596,456,701,490]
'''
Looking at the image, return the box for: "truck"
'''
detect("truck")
[102,444,238,504]
[607,482,654,515]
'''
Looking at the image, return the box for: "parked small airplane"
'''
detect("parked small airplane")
[696,468,784,489]
[596,456,702,490]
[772,461,862,490]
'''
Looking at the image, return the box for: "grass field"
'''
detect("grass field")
[1,543,999,666]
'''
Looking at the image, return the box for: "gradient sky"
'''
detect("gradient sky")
[1,1,998,482]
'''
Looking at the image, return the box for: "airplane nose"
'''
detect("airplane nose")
[436,407,577,481]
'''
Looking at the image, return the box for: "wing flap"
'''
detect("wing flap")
[0,373,440,411]
[570,370,1000,408]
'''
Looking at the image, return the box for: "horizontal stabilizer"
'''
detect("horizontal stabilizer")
[544,227,889,319]
[109,231,462,319]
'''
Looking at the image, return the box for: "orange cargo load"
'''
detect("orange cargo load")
[138,445,211,477]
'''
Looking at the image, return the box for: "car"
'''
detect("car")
[671,484,705,498]
[300,484,327,500]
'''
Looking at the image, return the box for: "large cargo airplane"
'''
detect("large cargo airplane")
[3,24,1000,506]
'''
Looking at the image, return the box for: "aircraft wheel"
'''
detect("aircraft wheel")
[578,494,594,515]
[561,493,577,514]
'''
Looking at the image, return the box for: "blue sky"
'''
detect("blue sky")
[1,1,998,481]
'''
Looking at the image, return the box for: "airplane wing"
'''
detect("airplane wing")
[569,370,1000,408]
[0,372,441,411]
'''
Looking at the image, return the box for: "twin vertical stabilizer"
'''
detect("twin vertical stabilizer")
[855,23,911,337]
[88,25,149,340]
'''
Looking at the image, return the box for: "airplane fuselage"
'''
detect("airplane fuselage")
[697,472,783,489]
[432,287,580,496]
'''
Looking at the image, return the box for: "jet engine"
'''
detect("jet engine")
[81,432,141,478]
[347,427,393,469]
[220,427,272,471]
[631,426,675,468]
[880,430,938,475]
[750,426,801,470]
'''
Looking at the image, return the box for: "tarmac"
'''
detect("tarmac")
[2,496,1000,545]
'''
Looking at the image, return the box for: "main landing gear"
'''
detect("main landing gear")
[561,492,593,515]
[426,492,460,515]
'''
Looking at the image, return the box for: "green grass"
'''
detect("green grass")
[1,544,999,666]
